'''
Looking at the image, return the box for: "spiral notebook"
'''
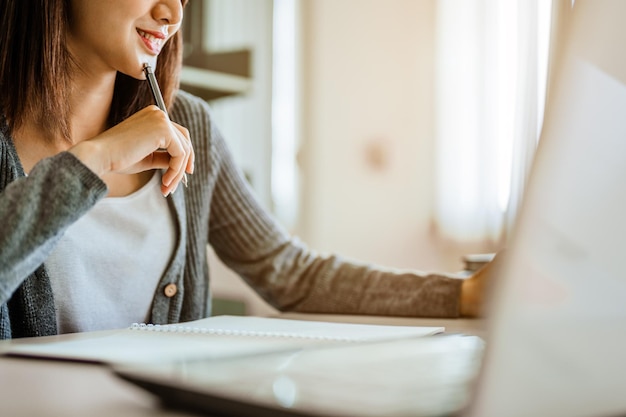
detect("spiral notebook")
[3,315,444,365]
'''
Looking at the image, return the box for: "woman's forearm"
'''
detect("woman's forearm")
[0,152,106,303]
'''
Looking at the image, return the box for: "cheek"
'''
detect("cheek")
[68,11,108,47]
[69,0,100,29]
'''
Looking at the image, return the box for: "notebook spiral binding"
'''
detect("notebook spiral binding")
[129,323,355,342]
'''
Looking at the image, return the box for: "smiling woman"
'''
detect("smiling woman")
[0,0,496,340]
[67,0,183,77]
[0,0,186,143]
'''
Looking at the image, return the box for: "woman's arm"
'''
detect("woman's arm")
[0,151,107,304]
[204,119,465,318]
[460,251,504,317]
[1,105,193,305]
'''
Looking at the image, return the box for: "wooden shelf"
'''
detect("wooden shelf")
[181,1,252,101]
[180,66,252,101]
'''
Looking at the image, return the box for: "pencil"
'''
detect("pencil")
[143,63,188,187]
[143,64,168,116]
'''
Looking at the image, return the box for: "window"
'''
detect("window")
[433,0,553,244]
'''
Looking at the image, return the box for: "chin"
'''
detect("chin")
[120,56,157,80]
[140,56,158,73]
[120,64,152,81]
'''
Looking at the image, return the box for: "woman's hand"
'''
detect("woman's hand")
[459,251,506,317]
[69,106,194,196]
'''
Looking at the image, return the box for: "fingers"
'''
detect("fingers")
[160,121,194,196]
[71,106,195,197]
[459,251,506,318]
[178,126,194,188]
[174,123,195,175]
[170,123,194,190]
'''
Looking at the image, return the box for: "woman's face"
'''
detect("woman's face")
[67,0,183,80]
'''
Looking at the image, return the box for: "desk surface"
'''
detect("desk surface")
[0,314,485,417]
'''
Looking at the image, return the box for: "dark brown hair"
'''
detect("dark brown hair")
[0,0,187,141]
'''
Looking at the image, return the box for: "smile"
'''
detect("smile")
[137,29,165,54]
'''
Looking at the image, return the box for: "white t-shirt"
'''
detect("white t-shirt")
[46,171,176,334]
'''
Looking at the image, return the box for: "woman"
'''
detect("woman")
[0,0,493,339]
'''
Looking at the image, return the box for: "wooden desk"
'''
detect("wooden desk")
[0,356,197,417]
[0,315,484,417]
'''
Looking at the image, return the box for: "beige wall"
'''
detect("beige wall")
[296,0,454,271]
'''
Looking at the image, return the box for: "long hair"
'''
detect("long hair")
[0,0,186,141]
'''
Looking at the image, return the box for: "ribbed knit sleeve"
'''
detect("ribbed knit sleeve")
[0,139,107,305]
[0,145,106,303]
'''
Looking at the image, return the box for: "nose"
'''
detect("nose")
[152,0,183,28]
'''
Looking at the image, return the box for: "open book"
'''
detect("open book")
[2,315,444,365]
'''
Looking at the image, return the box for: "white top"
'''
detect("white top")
[46,171,176,334]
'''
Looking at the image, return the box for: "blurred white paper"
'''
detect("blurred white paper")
[470,2,626,417]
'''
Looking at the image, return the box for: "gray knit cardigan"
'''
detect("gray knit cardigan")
[0,91,462,339]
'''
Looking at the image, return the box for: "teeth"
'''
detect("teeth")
[138,29,163,47]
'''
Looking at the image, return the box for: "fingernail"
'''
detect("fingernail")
[182,174,188,187]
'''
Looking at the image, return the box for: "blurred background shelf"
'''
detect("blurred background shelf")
[181,61,252,101]
[181,1,252,101]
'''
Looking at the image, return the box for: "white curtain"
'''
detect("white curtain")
[433,0,553,244]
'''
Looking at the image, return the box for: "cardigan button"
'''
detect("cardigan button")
[164,283,178,298]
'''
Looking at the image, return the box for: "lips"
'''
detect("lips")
[137,28,166,54]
